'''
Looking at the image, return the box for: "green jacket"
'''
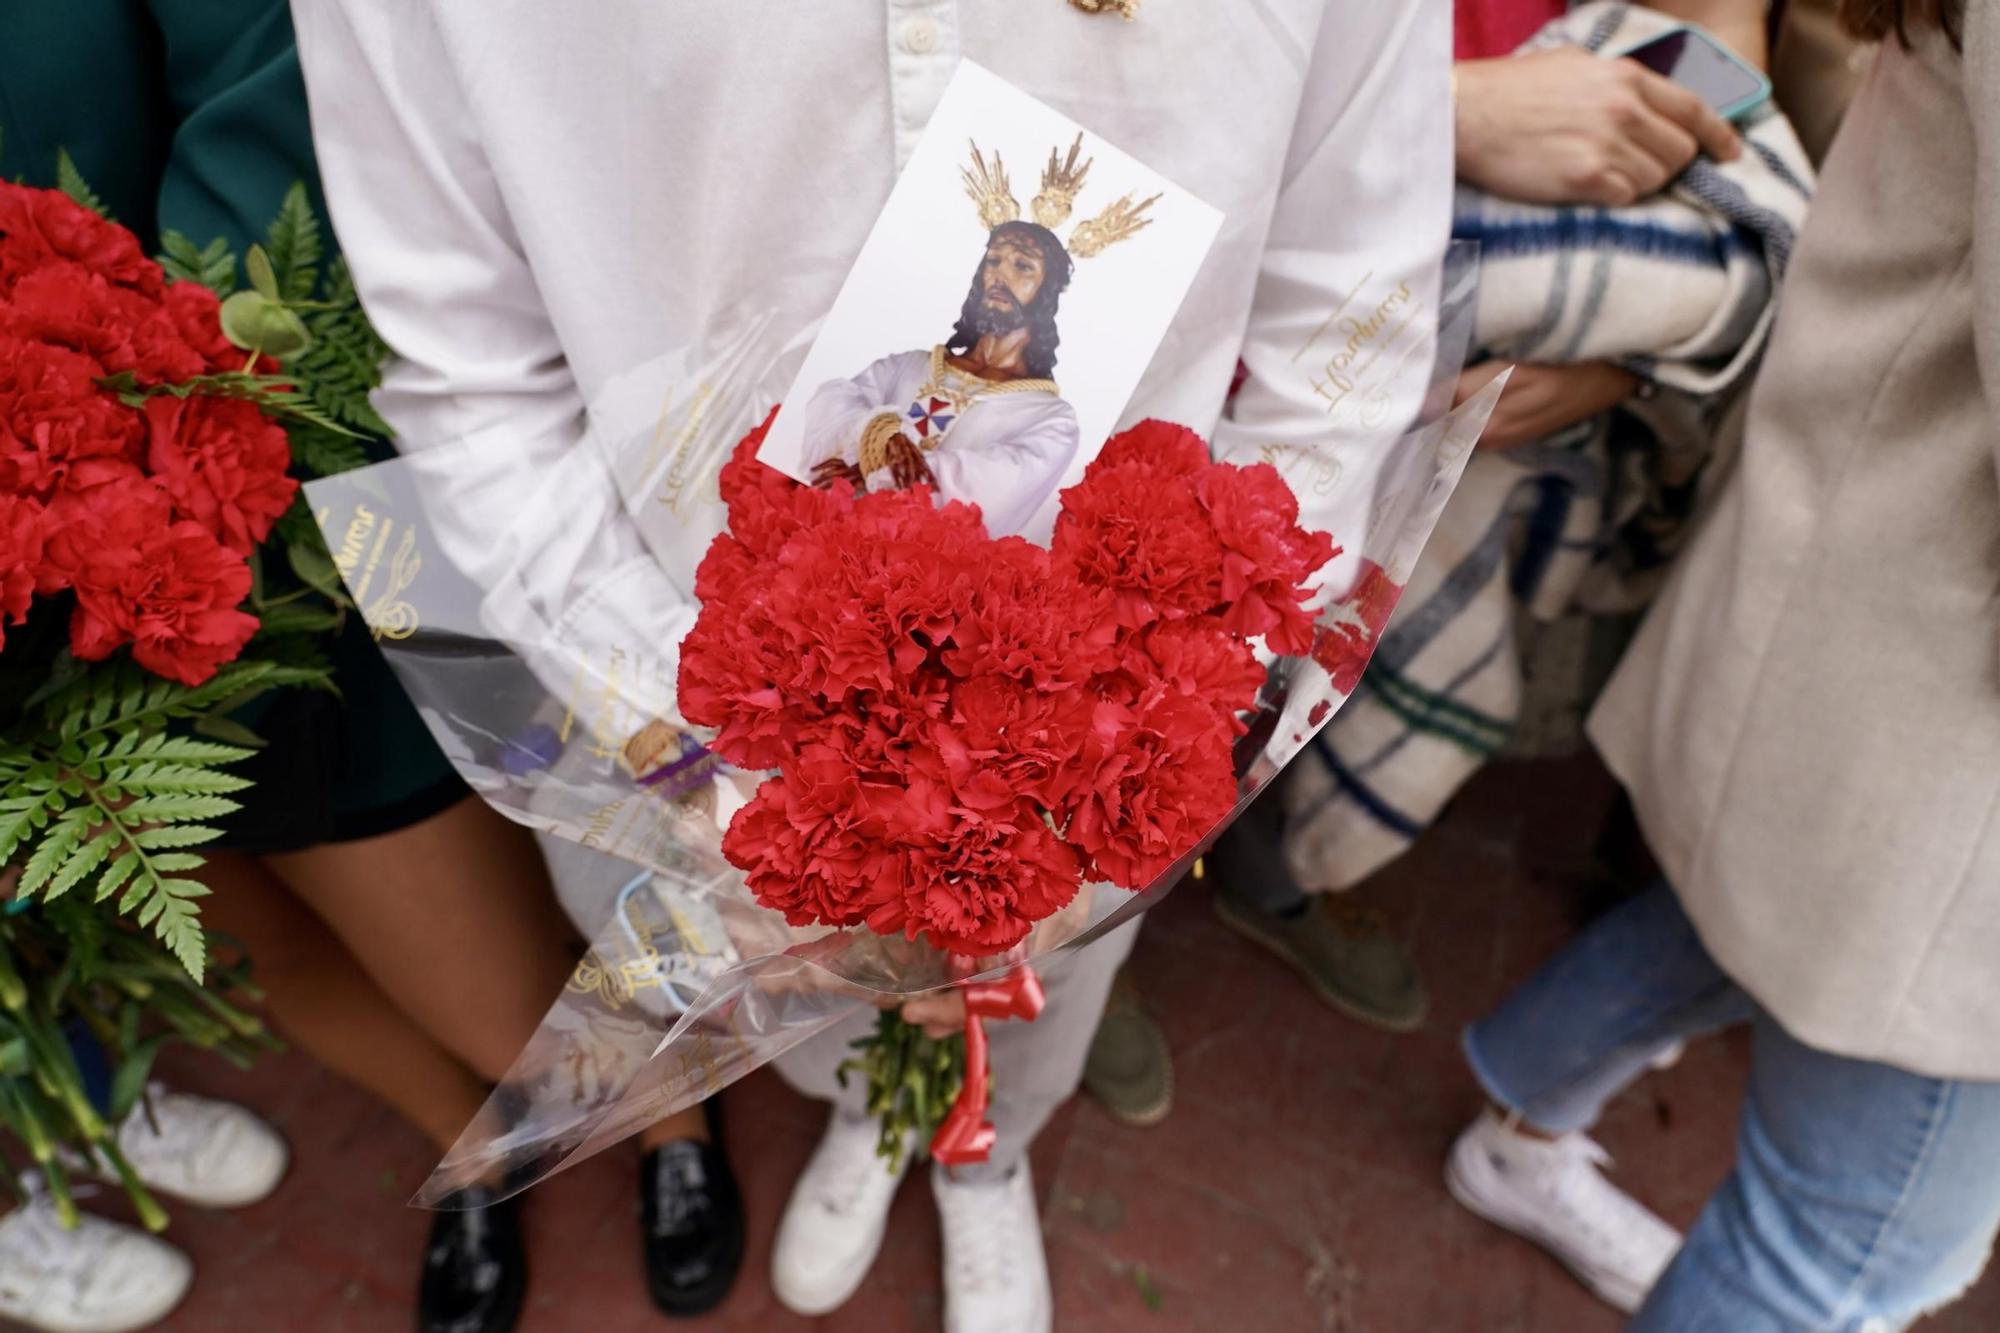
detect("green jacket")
[0,0,327,261]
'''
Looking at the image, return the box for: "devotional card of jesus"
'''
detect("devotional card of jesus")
[756,61,1224,540]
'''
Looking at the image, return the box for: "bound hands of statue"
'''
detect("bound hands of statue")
[813,458,864,489]
[1455,47,1742,207]
[884,436,937,490]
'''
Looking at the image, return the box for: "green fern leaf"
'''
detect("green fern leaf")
[94,852,139,904]
[122,764,252,797]
[263,183,323,303]
[55,148,106,216]
[117,795,240,823]
[130,826,222,850]
[253,602,343,638]
[289,424,371,478]
[19,815,86,895]
[126,737,254,766]
[46,831,119,903]
[159,905,208,984]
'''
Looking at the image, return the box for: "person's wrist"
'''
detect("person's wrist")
[1450,59,1495,177]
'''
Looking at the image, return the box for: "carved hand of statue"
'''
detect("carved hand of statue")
[812,457,865,489]
[885,436,938,490]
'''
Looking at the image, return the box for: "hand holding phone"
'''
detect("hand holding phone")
[1455,45,1745,208]
[1612,24,1773,123]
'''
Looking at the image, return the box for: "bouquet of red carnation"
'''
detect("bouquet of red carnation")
[0,180,300,686]
[1,167,392,1232]
[672,412,1332,1158]
[303,300,1499,1204]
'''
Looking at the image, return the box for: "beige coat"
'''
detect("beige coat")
[1590,10,2000,1081]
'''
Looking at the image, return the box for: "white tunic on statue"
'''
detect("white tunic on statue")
[800,349,1081,537]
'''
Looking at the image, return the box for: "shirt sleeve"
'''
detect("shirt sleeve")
[290,0,691,728]
[1208,0,1455,571]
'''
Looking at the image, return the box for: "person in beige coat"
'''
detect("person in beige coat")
[1440,1,2000,1327]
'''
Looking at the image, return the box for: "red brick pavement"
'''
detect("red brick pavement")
[117,757,2000,1333]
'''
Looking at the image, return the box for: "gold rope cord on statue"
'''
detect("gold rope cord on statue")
[856,411,908,478]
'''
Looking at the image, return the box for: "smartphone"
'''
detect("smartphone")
[1612,23,1772,122]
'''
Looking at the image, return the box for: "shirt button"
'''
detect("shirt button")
[900,16,942,54]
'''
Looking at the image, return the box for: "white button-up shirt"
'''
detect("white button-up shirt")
[292,0,1451,724]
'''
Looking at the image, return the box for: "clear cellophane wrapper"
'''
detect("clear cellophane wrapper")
[305,244,1500,1206]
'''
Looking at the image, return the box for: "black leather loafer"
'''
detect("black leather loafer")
[640,1104,744,1317]
[417,1183,527,1333]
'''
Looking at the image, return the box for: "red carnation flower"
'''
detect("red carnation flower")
[0,332,145,502]
[723,741,954,931]
[161,282,243,372]
[142,394,298,555]
[8,263,207,386]
[935,536,1115,692]
[0,182,163,298]
[1059,691,1238,890]
[934,678,1097,811]
[716,409,856,558]
[1088,418,1210,479]
[1195,462,1338,656]
[0,494,47,651]
[691,531,760,605]
[1051,457,1225,631]
[48,472,255,684]
[680,487,986,770]
[37,470,168,593]
[871,800,1083,954]
[1125,619,1267,732]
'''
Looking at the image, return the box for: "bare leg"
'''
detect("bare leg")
[198,850,488,1152]
[262,795,578,1085]
[638,1104,710,1151]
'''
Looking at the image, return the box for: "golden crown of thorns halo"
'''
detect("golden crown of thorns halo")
[959,133,1161,259]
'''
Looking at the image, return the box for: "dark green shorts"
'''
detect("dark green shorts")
[216,612,467,854]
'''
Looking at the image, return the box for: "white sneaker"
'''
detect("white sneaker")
[1446,1109,1682,1314]
[933,1162,1052,1333]
[0,1175,192,1333]
[95,1085,288,1209]
[770,1110,909,1315]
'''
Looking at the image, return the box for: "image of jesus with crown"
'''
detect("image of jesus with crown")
[801,135,1158,536]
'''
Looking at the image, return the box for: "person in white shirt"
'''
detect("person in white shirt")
[289,2,1453,1328]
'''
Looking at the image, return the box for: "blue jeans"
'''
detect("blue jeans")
[1465,882,2000,1332]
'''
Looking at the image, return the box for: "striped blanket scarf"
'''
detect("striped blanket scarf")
[1281,3,1815,893]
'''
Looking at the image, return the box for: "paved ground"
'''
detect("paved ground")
[126,755,2000,1332]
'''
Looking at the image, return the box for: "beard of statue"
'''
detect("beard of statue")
[967,288,1030,339]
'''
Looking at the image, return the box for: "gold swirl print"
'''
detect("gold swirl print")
[566,950,637,1008]
[364,529,423,641]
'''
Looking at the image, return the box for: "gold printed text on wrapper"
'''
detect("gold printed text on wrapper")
[1292,274,1425,434]
[328,503,424,641]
